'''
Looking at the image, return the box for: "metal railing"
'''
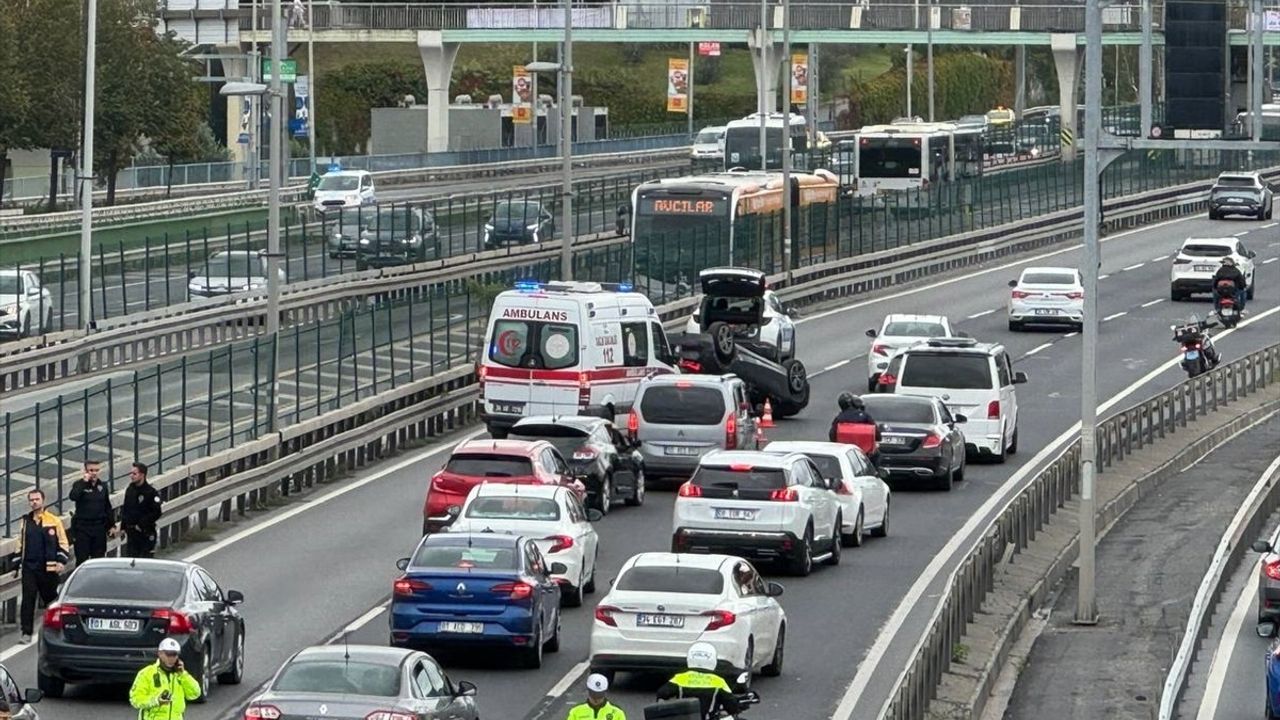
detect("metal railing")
[879,345,1280,720]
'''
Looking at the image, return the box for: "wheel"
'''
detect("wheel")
[935,464,954,491]
[522,628,544,668]
[545,614,561,653]
[738,641,755,689]
[954,454,966,482]
[19,312,30,338]
[1007,319,1023,332]
[1208,209,1219,220]
[191,645,213,703]
[593,474,612,516]
[761,624,786,677]
[841,510,864,548]
[36,670,64,699]
[1249,283,1256,300]
[625,469,645,507]
[1170,288,1183,302]
[707,321,737,366]
[486,425,509,440]
[825,517,842,566]
[870,501,890,538]
[992,437,1008,464]
[43,307,52,333]
[788,525,813,577]
[868,376,879,392]
[563,575,584,607]
[782,358,808,401]
[584,551,598,594]
[1008,427,1019,455]
[217,628,245,684]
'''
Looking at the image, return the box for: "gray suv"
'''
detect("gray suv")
[630,373,758,480]
[1208,170,1274,220]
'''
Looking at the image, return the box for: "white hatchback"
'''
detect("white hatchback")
[864,314,954,391]
[589,552,786,684]
[761,441,891,547]
[446,484,602,607]
[1006,266,1084,331]
[1169,237,1258,301]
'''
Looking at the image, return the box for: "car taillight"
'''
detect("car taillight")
[365,712,416,720]
[987,400,1000,419]
[1062,291,1083,300]
[245,705,283,720]
[725,413,737,449]
[1010,290,1030,299]
[152,608,195,634]
[42,603,79,631]
[878,373,897,386]
[393,578,431,597]
[545,535,575,553]
[578,372,591,408]
[573,447,598,461]
[872,343,890,356]
[679,359,703,372]
[627,409,639,436]
[1174,257,1191,264]
[922,433,943,449]
[678,482,702,497]
[769,487,799,502]
[595,605,619,627]
[702,609,737,631]
[1265,559,1280,581]
[430,472,446,492]
[831,480,852,495]
[492,581,534,601]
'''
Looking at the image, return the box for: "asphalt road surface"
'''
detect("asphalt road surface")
[1,207,1278,719]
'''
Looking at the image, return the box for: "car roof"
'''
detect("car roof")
[700,450,800,469]
[699,266,767,282]
[627,552,734,571]
[1021,266,1078,275]
[512,415,606,432]
[291,644,413,665]
[861,393,936,407]
[452,439,550,458]
[901,338,1003,355]
[76,557,193,573]
[422,532,524,549]
[1182,237,1236,247]
[1218,170,1258,177]
[470,483,565,500]
[762,440,853,455]
[883,313,948,325]
[324,170,369,177]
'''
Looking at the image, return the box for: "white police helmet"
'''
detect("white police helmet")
[686,642,718,672]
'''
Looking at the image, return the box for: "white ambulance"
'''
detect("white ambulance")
[479,280,680,437]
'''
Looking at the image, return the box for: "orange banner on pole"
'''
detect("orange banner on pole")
[513,66,533,123]
[790,54,809,105]
[667,58,689,113]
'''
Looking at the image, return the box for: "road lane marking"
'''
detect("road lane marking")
[811,356,863,378]
[1098,274,1110,280]
[1141,298,1164,308]
[967,309,997,319]
[1194,554,1262,720]
[1103,311,1128,321]
[1024,343,1052,356]
[1062,332,1079,338]
[1266,257,1279,264]
[824,359,851,372]
[342,604,389,637]
[1152,254,1170,262]
[1234,230,1251,237]
[545,662,592,699]
[1121,263,1145,271]
[833,302,1280,720]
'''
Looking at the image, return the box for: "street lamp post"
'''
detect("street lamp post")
[926,0,935,121]
[526,0,574,282]
[79,0,98,332]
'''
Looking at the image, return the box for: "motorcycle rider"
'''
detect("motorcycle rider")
[655,643,741,720]
[830,392,882,464]
[1212,257,1248,314]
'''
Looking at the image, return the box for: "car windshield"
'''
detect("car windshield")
[692,466,786,490]
[412,542,519,570]
[900,353,993,390]
[1182,244,1232,257]
[861,397,937,423]
[883,321,946,337]
[616,566,724,594]
[444,453,534,478]
[317,175,360,191]
[64,566,186,602]
[203,252,262,278]
[492,202,543,223]
[0,274,21,295]
[1021,272,1076,285]
[509,425,590,457]
[342,208,421,231]
[274,660,401,697]
[696,130,722,144]
[640,385,725,425]
[464,496,561,521]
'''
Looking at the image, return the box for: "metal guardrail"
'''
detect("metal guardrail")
[877,352,1280,718]
[1157,451,1280,718]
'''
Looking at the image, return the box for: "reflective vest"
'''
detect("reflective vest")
[566,700,627,720]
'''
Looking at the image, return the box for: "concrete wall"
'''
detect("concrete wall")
[370,107,431,155]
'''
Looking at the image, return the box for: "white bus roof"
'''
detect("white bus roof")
[857,124,953,137]
[635,168,837,192]
[726,112,807,129]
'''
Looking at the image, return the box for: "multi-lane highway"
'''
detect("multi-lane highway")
[1,205,1277,719]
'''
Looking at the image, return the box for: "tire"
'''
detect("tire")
[625,470,645,507]
[1260,208,1268,221]
[841,510,864,548]
[593,474,612,516]
[992,436,1008,464]
[868,376,879,392]
[761,624,785,677]
[1008,319,1023,332]
[782,358,809,401]
[563,577,584,608]
[825,517,843,566]
[1249,283,1256,300]
[738,641,755,689]
[707,321,737,366]
[584,551,598,594]
[217,628,245,684]
[1170,288,1183,302]
[545,614,561,653]
[935,465,954,492]
[523,628,544,669]
[19,312,30,338]
[36,671,64,699]
[1208,209,1219,220]
[870,501,890,538]
[788,525,814,577]
[192,645,213,703]
[1008,427,1019,455]
[487,425,509,440]
[954,454,966,482]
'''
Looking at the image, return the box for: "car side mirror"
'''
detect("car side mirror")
[446,505,462,519]
[878,468,890,480]
[1007,279,1018,288]
[785,307,801,318]
[587,508,604,522]
[550,562,568,575]
[188,270,197,279]
[953,414,967,423]
[1259,621,1277,638]
[396,557,411,571]
[1248,251,1258,259]
[27,286,42,297]
[456,680,478,697]
[765,581,784,597]
[1253,539,1273,553]
[865,328,878,338]
[24,688,44,704]
[226,589,245,605]
[1013,371,1029,384]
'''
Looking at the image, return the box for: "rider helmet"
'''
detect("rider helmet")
[838,392,856,410]
[687,642,718,672]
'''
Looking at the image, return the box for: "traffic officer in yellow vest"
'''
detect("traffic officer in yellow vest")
[566,673,626,720]
[129,638,202,720]
[655,643,740,720]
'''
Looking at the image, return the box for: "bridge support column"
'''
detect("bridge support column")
[748,28,784,115]
[417,31,460,154]
[217,46,251,180]
[1014,45,1027,117]
[1051,33,1082,163]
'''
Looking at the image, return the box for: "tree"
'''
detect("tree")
[0,7,31,206]
[145,46,207,197]
[12,0,82,158]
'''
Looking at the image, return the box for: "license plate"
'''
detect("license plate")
[665,446,701,456]
[490,401,525,415]
[881,436,909,445]
[1221,308,1236,316]
[1034,308,1059,315]
[714,508,757,521]
[87,617,140,633]
[636,613,686,628]
[438,621,483,634]
[1184,350,1200,360]
[1195,265,1214,272]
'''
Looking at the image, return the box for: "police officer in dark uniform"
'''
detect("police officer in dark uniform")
[68,459,116,564]
[122,462,163,558]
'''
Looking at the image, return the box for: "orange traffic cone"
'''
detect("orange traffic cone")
[754,423,767,449]
[760,399,776,429]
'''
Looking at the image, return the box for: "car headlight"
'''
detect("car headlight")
[531,231,540,243]
[359,237,371,245]
[484,223,494,232]
[526,223,540,232]
[249,282,265,290]
[407,234,421,246]
[1,303,18,316]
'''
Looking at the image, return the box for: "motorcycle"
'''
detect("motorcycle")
[1172,319,1220,379]
[643,674,761,720]
[1213,279,1241,328]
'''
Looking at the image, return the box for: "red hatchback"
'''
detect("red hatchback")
[423,439,586,534]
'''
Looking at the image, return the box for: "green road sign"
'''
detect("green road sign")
[262,58,298,84]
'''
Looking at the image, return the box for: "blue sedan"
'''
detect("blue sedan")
[1268,639,1280,718]
[390,533,564,669]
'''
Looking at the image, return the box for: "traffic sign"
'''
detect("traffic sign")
[237,133,251,145]
[698,42,721,57]
[262,58,298,84]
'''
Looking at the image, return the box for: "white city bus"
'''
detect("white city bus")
[853,123,955,195]
[723,112,809,171]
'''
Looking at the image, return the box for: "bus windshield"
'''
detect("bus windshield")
[859,138,922,179]
[633,190,732,242]
[724,125,798,170]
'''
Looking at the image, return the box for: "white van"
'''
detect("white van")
[479,280,680,437]
[312,169,376,213]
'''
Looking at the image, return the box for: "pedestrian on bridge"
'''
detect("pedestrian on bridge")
[69,459,116,564]
[122,462,163,558]
[13,488,69,643]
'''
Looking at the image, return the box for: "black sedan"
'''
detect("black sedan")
[245,645,478,720]
[508,415,645,514]
[861,394,967,491]
[482,200,554,248]
[37,558,245,700]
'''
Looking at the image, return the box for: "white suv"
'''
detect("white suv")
[672,450,843,576]
[864,314,954,391]
[684,267,798,362]
[1169,237,1258,301]
[878,338,1026,462]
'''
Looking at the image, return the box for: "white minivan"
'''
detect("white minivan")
[878,337,1026,462]
[479,280,680,437]
[312,169,376,213]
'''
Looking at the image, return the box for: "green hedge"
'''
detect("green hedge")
[843,51,1014,127]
